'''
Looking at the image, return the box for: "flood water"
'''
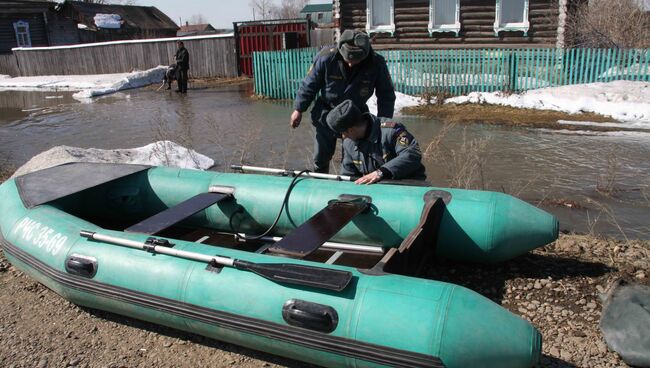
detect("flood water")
[1,84,649,239]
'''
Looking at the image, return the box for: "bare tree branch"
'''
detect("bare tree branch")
[566,0,650,48]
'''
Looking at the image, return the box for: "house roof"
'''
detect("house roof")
[63,1,178,31]
[178,24,216,33]
[300,3,333,13]
[0,1,53,12]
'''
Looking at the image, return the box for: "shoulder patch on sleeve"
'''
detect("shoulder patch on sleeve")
[397,131,411,146]
[380,121,398,128]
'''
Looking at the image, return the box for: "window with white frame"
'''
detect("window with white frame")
[13,20,32,47]
[366,0,395,36]
[429,0,460,36]
[494,0,529,36]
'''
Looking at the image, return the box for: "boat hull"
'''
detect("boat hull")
[0,174,542,368]
[29,164,558,263]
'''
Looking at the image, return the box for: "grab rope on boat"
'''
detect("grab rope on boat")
[230,169,311,241]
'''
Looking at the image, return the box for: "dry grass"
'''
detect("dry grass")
[189,77,251,88]
[403,103,621,130]
[422,123,490,190]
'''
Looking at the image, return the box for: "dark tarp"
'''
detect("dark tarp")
[599,279,650,367]
[15,162,149,209]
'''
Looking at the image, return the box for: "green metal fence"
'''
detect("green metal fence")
[253,48,650,99]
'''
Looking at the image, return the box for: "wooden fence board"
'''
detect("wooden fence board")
[0,53,19,76]
[11,36,238,78]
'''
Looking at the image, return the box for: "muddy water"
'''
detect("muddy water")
[1,85,649,239]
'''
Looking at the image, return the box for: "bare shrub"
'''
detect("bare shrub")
[596,148,619,196]
[566,0,650,48]
[582,196,629,243]
[423,124,490,190]
[421,90,453,105]
[151,113,203,169]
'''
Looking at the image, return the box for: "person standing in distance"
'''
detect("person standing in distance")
[174,41,189,93]
[290,30,396,173]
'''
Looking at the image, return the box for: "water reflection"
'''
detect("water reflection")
[0,85,648,239]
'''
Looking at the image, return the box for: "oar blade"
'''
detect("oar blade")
[236,261,352,291]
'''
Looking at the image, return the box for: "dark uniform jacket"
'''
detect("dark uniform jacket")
[175,47,189,71]
[341,115,426,180]
[293,46,396,126]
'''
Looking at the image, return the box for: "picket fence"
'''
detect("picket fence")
[253,47,650,99]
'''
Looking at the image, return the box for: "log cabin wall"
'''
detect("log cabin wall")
[338,0,560,49]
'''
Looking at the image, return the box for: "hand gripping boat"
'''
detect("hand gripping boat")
[0,163,554,368]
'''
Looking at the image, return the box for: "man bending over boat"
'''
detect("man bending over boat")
[326,100,426,185]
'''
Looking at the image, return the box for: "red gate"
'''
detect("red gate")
[234,19,311,76]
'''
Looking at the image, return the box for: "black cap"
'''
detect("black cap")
[338,30,370,62]
[326,100,363,133]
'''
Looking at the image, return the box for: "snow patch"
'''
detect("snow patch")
[72,66,166,100]
[11,141,215,178]
[367,91,424,116]
[537,128,650,138]
[445,81,650,125]
[0,66,166,99]
[556,120,650,130]
[94,14,122,29]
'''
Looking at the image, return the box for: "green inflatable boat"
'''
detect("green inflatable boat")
[0,163,554,368]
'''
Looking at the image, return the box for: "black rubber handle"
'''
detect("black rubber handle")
[282,299,338,333]
[65,255,97,279]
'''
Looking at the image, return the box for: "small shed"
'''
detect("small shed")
[234,19,311,76]
[300,3,334,26]
[177,23,218,37]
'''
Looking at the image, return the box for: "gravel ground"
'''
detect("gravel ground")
[1,234,648,368]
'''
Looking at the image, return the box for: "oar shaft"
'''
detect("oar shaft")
[81,231,234,266]
[231,165,354,182]
[80,230,351,292]
[237,233,385,255]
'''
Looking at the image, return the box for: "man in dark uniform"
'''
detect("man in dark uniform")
[174,41,189,93]
[290,29,396,173]
[326,100,426,185]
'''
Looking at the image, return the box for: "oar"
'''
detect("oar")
[234,233,385,255]
[231,165,431,187]
[231,165,355,181]
[80,230,352,292]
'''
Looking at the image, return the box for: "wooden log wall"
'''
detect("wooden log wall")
[12,36,239,78]
[0,53,19,76]
[340,0,559,49]
[0,12,49,53]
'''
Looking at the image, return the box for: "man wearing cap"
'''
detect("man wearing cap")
[326,100,426,185]
[290,29,396,173]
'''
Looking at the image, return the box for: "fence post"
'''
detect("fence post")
[508,50,517,91]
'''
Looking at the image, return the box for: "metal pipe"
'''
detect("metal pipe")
[231,165,354,182]
[237,233,385,255]
[82,231,235,266]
